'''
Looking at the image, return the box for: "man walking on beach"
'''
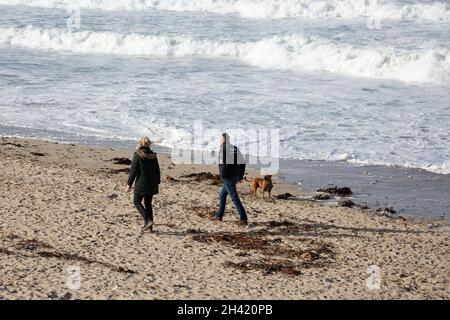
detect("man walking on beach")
[210,133,248,226]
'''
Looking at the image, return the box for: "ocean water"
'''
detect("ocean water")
[1,0,450,177]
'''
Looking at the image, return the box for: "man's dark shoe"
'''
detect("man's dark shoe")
[208,215,222,222]
[239,219,248,226]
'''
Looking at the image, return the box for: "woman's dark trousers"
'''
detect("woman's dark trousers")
[133,193,153,223]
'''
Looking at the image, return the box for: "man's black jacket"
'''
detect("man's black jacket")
[218,143,246,180]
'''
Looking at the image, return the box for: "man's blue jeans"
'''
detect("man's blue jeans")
[216,175,248,221]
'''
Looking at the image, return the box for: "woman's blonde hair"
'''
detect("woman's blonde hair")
[137,136,152,149]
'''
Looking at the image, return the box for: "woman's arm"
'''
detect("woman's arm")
[127,152,140,188]
[155,155,161,184]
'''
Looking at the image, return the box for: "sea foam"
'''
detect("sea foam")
[1,0,450,22]
[1,26,448,84]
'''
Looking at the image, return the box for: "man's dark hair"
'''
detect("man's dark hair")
[222,133,230,144]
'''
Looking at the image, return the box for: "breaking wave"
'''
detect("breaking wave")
[1,26,449,84]
[1,0,450,22]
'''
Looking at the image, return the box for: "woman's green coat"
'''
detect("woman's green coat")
[127,147,161,195]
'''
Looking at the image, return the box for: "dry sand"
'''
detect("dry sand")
[0,137,449,299]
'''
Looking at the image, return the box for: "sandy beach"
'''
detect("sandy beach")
[0,136,449,300]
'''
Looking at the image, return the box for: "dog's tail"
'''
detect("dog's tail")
[244,176,252,182]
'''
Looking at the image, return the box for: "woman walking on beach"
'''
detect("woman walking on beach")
[127,136,160,231]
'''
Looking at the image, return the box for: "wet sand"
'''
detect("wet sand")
[280,159,450,220]
[0,137,449,299]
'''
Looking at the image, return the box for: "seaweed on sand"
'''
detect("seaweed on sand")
[106,168,130,174]
[16,239,54,251]
[265,220,296,228]
[191,232,279,251]
[224,259,302,276]
[275,193,294,199]
[253,220,315,234]
[180,172,222,185]
[190,229,335,276]
[37,250,136,274]
[31,152,45,157]
[317,186,352,196]
[165,175,180,182]
[111,157,132,165]
[186,206,216,219]
[2,234,137,275]
[265,243,335,268]
[1,142,25,148]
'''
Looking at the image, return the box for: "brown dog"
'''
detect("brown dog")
[244,175,273,198]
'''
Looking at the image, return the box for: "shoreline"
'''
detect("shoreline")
[1,136,449,299]
[0,135,308,202]
[2,123,449,176]
[1,131,448,223]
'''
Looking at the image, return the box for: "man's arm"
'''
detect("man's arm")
[237,147,246,180]
[218,144,225,179]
